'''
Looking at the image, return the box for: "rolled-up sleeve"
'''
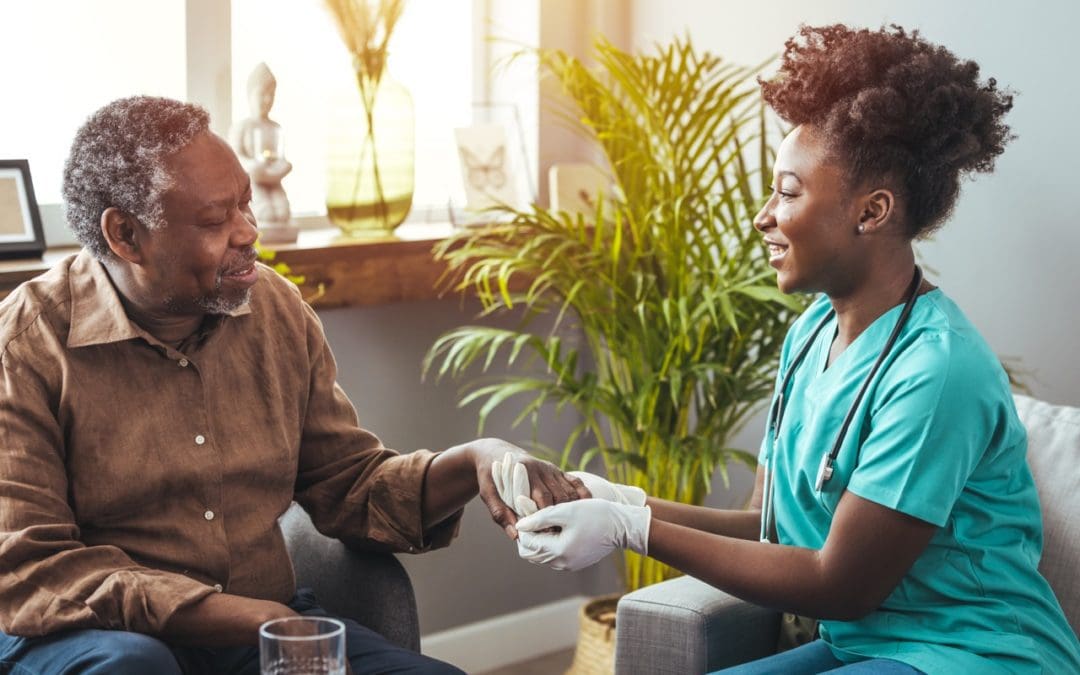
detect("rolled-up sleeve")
[292,303,462,553]
[0,349,216,637]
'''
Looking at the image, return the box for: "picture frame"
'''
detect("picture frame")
[0,160,46,259]
[454,123,520,212]
[448,102,536,228]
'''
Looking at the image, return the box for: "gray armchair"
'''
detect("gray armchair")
[281,503,420,652]
[615,394,1080,673]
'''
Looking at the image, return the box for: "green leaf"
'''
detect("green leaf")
[731,284,804,311]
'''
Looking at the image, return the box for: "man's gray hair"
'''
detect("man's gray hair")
[62,96,210,259]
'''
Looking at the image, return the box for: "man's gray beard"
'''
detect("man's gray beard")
[197,287,252,315]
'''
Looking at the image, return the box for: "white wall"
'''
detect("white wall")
[631,0,1080,407]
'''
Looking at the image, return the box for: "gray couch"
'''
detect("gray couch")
[281,504,420,652]
[615,394,1080,673]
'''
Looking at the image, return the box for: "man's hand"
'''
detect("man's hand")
[422,438,588,540]
[492,453,539,517]
[515,499,651,571]
[491,459,647,519]
[162,592,299,646]
[468,439,589,539]
[566,471,647,507]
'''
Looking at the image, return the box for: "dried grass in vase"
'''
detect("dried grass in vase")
[322,0,404,81]
[321,0,407,228]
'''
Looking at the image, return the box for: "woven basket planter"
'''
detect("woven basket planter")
[565,593,622,675]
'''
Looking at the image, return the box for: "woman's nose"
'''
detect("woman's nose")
[753,195,775,232]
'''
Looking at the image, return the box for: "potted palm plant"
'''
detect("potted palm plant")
[424,38,802,661]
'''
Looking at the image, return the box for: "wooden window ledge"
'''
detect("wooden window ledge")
[0,224,459,310]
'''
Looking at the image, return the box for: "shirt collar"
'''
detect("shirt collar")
[66,249,252,349]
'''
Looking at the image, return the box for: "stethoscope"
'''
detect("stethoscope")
[759,266,924,543]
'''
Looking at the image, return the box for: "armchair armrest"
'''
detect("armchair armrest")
[281,503,420,652]
[615,575,781,674]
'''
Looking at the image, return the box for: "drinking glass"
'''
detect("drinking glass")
[259,616,346,675]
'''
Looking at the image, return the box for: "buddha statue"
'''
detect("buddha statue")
[229,62,295,240]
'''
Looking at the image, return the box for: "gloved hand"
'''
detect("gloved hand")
[493,453,646,517]
[491,452,539,517]
[566,471,647,507]
[515,499,651,571]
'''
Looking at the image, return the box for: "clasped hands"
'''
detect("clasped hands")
[491,453,651,571]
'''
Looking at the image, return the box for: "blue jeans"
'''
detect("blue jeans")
[713,639,923,674]
[0,588,463,674]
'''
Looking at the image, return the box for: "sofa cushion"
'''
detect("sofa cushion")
[1012,394,1080,634]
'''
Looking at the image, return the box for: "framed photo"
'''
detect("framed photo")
[0,160,46,259]
[454,123,521,211]
[448,102,536,228]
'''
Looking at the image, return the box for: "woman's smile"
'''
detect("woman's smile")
[764,238,789,266]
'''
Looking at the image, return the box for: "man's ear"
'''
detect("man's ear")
[101,207,145,263]
[856,189,897,235]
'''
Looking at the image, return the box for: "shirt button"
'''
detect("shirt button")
[204,510,215,521]
[178,358,189,367]
[195,434,206,445]
[213,583,223,592]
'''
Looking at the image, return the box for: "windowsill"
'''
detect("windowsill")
[0,222,460,310]
[266,223,458,308]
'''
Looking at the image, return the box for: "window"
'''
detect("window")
[0,0,537,245]
[230,0,475,219]
[0,0,187,205]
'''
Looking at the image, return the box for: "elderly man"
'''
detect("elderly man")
[0,96,584,674]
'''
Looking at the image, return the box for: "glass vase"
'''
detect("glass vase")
[326,65,414,237]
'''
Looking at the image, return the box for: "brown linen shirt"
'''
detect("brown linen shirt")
[0,250,460,637]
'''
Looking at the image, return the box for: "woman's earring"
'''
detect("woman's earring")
[857,223,866,234]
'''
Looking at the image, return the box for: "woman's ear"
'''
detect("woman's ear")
[856,189,897,235]
[100,207,144,263]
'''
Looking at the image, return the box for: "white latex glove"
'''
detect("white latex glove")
[512,461,539,516]
[515,499,651,571]
[567,471,647,507]
[491,452,539,517]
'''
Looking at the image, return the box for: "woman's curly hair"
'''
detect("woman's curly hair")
[760,24,1014,238]
[62,96,210,259]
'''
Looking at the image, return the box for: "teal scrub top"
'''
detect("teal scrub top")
[759,290,1080,674]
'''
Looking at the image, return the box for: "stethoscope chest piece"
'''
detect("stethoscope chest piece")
[814,453,834,492]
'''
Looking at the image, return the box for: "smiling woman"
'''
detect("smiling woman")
[482,23,1080,675]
